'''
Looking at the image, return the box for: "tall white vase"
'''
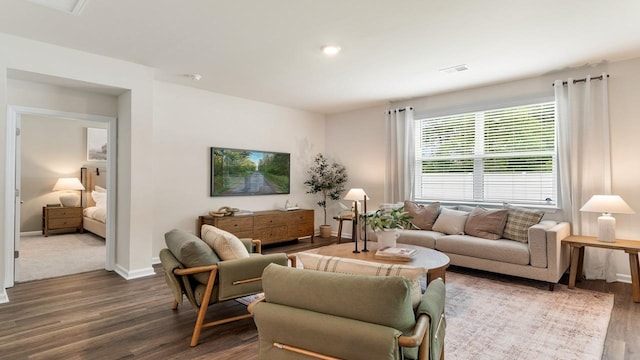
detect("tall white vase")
[376,229,399,248]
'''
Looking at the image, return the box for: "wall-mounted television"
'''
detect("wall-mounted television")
[210,147,290,196]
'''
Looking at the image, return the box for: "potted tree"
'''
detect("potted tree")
[304,153,348,238]
[364,206,412,248]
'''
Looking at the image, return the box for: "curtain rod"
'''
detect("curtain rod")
[552,74,609,86]
[386,106,414,114]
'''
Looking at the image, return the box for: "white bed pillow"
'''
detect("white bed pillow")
[94,185,107,193]
[92,190,107,208]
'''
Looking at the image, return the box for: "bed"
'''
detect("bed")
[81,167,107,238]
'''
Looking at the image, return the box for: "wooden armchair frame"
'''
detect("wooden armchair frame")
[168,239,296,346]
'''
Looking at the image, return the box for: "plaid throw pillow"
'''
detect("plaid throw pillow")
[502,206,544,243]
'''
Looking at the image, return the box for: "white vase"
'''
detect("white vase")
[376,229,399,248]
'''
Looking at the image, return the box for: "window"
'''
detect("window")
[414,101,557,206]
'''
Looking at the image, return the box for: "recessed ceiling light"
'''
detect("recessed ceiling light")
[26,0,88,15]
[187,74,202,81]
[439,64,470,74]
[321,45,341,56]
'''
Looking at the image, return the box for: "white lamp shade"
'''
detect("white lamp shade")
[52,177,85,191]
[344,188,369,201]
[579,195,634,214]
[53,177,85,207]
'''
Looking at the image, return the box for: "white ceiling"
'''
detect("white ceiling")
[1,0,640,114]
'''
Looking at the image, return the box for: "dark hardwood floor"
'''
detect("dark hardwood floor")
[0,236,637,359]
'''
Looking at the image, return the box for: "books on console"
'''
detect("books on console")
[374,246,417,261]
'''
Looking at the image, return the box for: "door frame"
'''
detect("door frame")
[3,105,117,288]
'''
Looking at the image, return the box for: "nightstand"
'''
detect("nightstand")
[42,206,83,237]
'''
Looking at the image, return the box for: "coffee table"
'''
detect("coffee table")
[302,241,450,284]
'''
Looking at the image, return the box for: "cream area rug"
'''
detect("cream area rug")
[16,232,105,282]
[445,271,613,360]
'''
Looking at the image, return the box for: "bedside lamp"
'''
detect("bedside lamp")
[53,177,85,207]
[344,188,369,253]
[580,195,634,242]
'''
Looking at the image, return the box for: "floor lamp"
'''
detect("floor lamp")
[344,188,369,253]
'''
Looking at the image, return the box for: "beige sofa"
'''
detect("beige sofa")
[369,202,572,288]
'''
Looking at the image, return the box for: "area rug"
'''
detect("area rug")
[16,233,105,282]
[445,271,613,360]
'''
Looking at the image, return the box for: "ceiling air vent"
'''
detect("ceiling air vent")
[26,0,88,15]
[439,64,470,74]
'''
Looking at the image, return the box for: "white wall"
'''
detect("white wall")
[0,33,156,297]
[324,105,388,237]
[327,58,640,280]
[151,81,326,257]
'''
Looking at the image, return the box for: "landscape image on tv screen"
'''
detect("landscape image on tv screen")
[210,147,290,196]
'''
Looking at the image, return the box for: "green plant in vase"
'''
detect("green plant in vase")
[304,153,348,238]
[363,206,412,248]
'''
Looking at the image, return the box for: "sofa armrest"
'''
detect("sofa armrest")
[528,220,557,268]
[545,222,572,283]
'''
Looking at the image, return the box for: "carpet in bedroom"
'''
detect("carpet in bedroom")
[16,233,105,282]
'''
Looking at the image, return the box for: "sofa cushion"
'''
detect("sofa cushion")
[432,208,469,235]
[503,206,544,243]
[464,207,508,240]
[165,229,220,284]
[296,252,424,309]
[201,224,250,260]
[396,229,443,249]
[435,234,530,265]
[404,201,440,230]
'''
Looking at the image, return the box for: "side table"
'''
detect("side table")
[562,235,640,302]
[42,206,83,237]
[332,214,353,244]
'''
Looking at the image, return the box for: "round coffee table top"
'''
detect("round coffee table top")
[302,241,450,275]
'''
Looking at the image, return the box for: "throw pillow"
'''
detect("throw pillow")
[404,201,440,230]
[502,205,544,243]
[464,207,509,240]
[165,228,220,284]
[432,207,469,235]
[91,190,107,208]
[296,252,424,309]
[200,224,250,260]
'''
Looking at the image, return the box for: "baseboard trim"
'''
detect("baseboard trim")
[151,256,160,265]
[616,273,632,284]
[114,264,156,280]
[19,231,41,236]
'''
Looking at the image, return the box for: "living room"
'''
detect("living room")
[1,1,640,359]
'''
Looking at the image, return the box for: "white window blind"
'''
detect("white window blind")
[415,101,557,206]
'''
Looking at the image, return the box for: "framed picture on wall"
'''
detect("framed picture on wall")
[86,128,107,161]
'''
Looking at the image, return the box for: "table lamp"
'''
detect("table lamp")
[579,195,634,242]
[344,188,369,253]
[53,177,85,207]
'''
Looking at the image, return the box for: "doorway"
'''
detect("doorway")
[4,106,117,287]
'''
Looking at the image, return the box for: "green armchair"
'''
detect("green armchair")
[250,263,446,360]
[159,229,291,346]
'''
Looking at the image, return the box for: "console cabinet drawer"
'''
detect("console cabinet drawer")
[198,209,314,245]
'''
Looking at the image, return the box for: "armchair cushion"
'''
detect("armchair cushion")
[165,229,220,284]
[261,264,416,334]
[297,252,424,308]
[201,224,250,260]
[254,302,402,360]
[217,253,289,300]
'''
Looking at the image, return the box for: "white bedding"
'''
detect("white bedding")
[84,206,107,223]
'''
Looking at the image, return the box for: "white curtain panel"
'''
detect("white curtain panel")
[384,107,415,203]
[555,73,616,281]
